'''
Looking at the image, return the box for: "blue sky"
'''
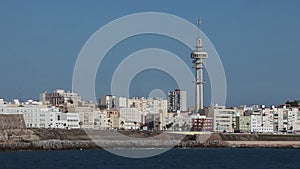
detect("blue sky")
[0,0,300,106]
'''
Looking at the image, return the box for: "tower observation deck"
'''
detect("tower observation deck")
[191,18,208,113]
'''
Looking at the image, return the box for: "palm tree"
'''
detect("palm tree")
[79,121,83,129]
[158,121,161,130]
[166,122,173,130]
[120,121,124,129]
[107,119,112,129]
[275,125,279,133]
[246,122,250,133]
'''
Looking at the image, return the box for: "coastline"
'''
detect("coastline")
[1,129,300,152]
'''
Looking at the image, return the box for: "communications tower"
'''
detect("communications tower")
[191,18,208,113]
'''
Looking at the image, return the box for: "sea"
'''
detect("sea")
[0,148,299,169]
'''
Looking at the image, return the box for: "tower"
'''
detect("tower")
[191,18,208,113]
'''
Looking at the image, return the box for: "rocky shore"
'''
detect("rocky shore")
[1,129,300,151]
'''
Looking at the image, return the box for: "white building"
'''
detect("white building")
[0,101,80,129]
[167,89,187,112]
[297,110,300,132]
[93,110,110,129]
[127,97,167,114]
[52,112,80,129]
[98,96,127,110]
[118,97,127,108]
[40,89,81,107]
[206,106,235,132]
[119,108,142,123]
[250,113,273,133]
[119,108,142,129]
[76,107,97,129]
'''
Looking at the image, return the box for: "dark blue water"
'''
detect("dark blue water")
[0,148,299,169]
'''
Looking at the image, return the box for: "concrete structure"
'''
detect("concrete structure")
[167,89,187,112]
[118,97,127,108]
[0,101,80,129]
[206,106,235,132]
[99,96,127,110]
[0,114,25,129]
[119,107,142,129]
[53,112,80,129]
[145,113,161,130]
[40,89,81,107]
[93,110,111,129]
[119,108,142,124]
[273,107,298,133]
[78,100,97,109]
[165,112,192,131]
[251,114,273,133]
[287,108,297,132]
[128,97,167,114]
[99,95,118,110]
[191,115,213,132]
[238,115,251,133]
[103,110,125,129]
[0,99,4,105]
[297,110,300,132]
[191,18,208,113]
[75,107,97,129]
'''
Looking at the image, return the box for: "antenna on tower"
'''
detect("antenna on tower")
[197,17,201,38]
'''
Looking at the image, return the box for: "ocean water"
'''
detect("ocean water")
[0,148,299,169]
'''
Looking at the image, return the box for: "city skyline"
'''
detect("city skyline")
[0,88,297,108]
[1,1,300,106]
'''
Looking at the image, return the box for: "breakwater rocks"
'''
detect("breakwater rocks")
[1,129,300,151]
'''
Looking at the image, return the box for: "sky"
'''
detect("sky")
[0,0,300,107]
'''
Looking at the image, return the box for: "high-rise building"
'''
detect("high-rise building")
[191,18,208,113]
[99,95,127,110]
[167,89,187,112]
[99,95,118,110]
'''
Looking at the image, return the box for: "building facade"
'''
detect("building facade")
[40,89,81,107]
[192,116,213,132]
[167,89,187,112]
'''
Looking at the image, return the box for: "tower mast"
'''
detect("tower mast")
[191,17,208,113]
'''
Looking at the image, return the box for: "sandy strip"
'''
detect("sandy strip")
[227,141,300,145]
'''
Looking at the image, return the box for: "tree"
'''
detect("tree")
[166,122,173,130]
[275,125,279,133]
[158,121,161,129]
[79,121,83,129]
[133,121,137,129]
[216,123,220,132]
[246,122,250,133]
[181,122,188,131]
[155,121,161,131]
[107,119,112,129]
[285,100,300,107]
[232,123,235,132]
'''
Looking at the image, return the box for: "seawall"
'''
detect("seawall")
[1,129,300,151]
